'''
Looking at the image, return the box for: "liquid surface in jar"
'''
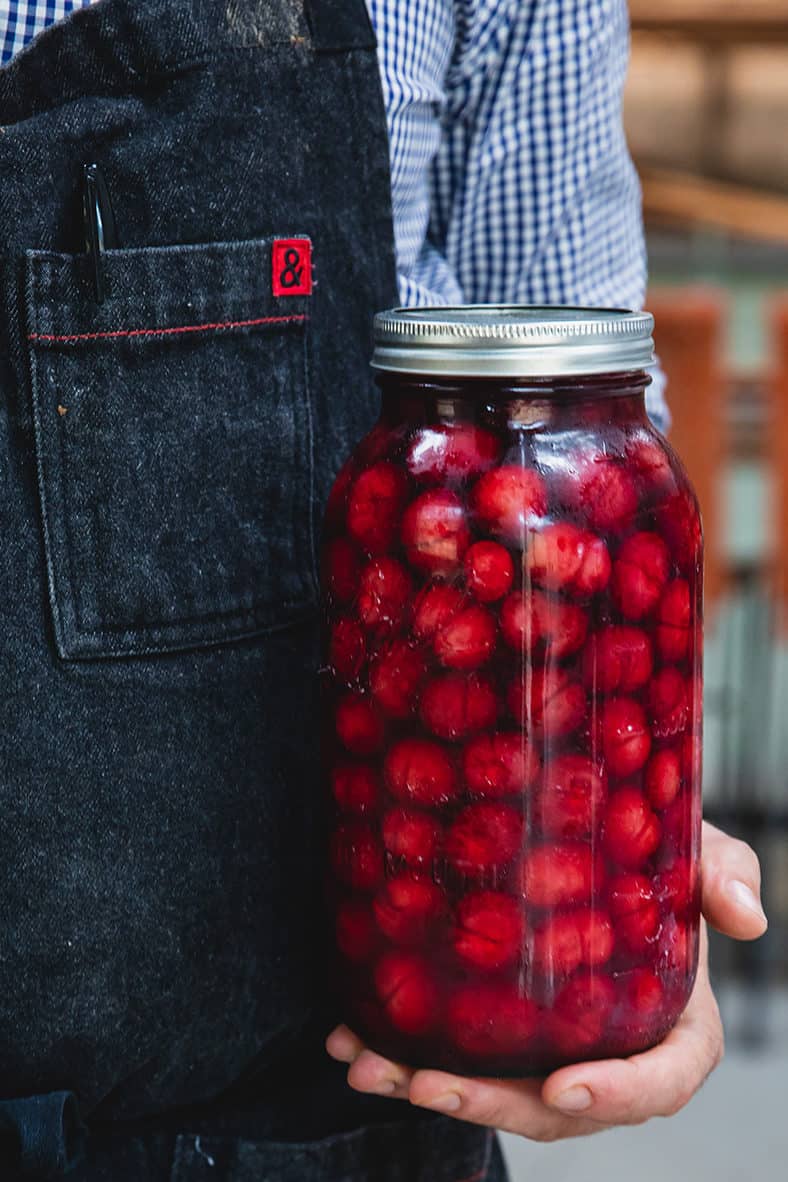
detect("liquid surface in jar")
[322,377,702,1076]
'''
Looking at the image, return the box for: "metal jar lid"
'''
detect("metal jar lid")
[371,305,655,377]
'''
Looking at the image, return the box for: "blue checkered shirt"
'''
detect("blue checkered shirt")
[1,0,666,426]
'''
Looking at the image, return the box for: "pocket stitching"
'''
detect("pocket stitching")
[27,311,307,346]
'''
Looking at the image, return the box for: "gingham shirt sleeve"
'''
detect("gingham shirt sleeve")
[369,0,668,430]
[1,1,96,65]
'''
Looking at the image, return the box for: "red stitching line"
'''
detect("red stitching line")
[28,313,307,344]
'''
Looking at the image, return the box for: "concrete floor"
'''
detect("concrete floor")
[502,987,788,1182]
[501,1048,788,1182]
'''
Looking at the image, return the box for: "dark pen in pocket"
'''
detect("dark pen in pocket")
[82,162,118,303]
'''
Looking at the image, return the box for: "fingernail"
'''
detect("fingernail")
[372,1079,398,1096]
[326,1042,357,1064]
[420,1092,462,1113]
[729,880,767,925]
[551,1085,593,1113]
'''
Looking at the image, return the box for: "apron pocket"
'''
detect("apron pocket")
[24,237,316,660]
[169,1121,498,1182]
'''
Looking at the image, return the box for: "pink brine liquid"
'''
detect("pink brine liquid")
[322,371,702,1076]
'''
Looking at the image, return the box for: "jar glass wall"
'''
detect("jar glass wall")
[321,309,702,1077]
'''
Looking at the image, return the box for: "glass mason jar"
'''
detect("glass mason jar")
[321,307,702,1076]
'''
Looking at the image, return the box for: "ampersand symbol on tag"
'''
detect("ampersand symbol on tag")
[279,248,303,288]
[272,239,313,297]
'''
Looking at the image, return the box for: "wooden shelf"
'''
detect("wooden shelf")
[630,0,788,41]
[639,167,788,246]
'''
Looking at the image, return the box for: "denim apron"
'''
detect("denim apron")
[0,0,509,1178]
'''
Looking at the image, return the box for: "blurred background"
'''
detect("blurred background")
[504,1,788,1176]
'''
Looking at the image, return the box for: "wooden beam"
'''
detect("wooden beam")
[646,289,727,609]
[639,167,788,246]
[769,299,788,624]
[630,0,788,41]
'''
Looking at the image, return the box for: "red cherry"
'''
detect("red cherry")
[681,732,702,785]
[611,532,670,620]
[447,983,538,1057]
[575,908,615,966]
[434,604,496,671]
[518,843,600,908]
[329,616,366,681]
[622,967,665,1020]
[500,593,542,653]
[347,462,408,555]
[446,803,523,878]
[369,639,427,719]
[384,738,458,806]
[660,792,692,851]
[323,537,361,604]
[654,858,695,916]
[531,912,583,977]
[356,556,412,634]
[577,458,638,531]
[335,900,377,963]
[331,762,378,815]
[405,423,501,484]
[501,591,588,660]
[550,970,616,1054]
[401,489,470,575]
[464,540,515,603]
[525,522,584,589]
[382,808,442,867]
[462,731,540,798]
[374,950,439,1035]
[330,821,384,892]
[626,435,675,497]
[454,890,524,970]
[324,457,356,531]
[574,533,613,595]
[656,916,694,977]
[373,875,447,944]
[420,672,498,740]
[645,748,682,810]
[335,694,385,756]
[655,579,691,662]
[601,697,651,777]
[656,489,702,570]
[604,787,661,868]
[608,873,660,953]
[509,668,587,738]
[648,667,690,740]
[525,523,611,596]
[539,754,607,839]
[534,592,589,660]
[470,465,547,543]
[411,583,466,641]
[355,420,396,466]
[582,626,653,695]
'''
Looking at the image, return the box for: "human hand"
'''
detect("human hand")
[326,821,766,1139]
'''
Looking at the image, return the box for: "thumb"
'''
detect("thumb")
[701,822,767,940]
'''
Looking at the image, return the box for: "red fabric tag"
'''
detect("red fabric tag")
[272,238,313,297]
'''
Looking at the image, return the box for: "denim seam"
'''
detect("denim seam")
[301,326,320,598]
[25,264,68,659]
[28,313,307,344]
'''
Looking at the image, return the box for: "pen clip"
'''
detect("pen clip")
[82,163,118,303]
